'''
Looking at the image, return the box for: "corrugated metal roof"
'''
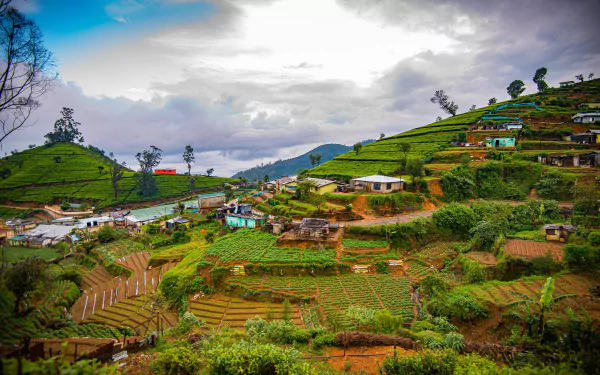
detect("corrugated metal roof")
[306,178,337,188]
[128,200,196,222]
[198,192,225,198]
[351,175,403,183]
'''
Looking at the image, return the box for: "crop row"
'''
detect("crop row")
[342,238,388,249]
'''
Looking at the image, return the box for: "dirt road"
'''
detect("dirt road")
[343,209,437,226]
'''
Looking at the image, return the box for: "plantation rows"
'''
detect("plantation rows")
[342,238,389,249]
[301,304,322,329]
[228,274,415,322]
[93,240,146,265]
[405,260,435,278]
[203,229,336,264]
[188,295,302,330]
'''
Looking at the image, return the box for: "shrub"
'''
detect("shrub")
[97,226,116,243]
[174,312,205,334]
[460,258,487,284]
[151,345,201,375]
[379,349,457,375]
[373,309,403,334]
[427,291,488,321]
[443,332,465,351]
[206,340,318,375]
[420,274,450,296]
[312,332,337,349]
[588,231,600,247]
[411,320,435,332]
[432,203,477,236]
[564,244,599,268]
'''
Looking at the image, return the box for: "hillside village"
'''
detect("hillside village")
[0,75,599,374]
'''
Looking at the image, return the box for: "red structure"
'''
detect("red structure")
[154,169,176,175]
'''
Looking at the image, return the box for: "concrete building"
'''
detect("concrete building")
[198,192,226,209]
[350,175,404,193]
[225,213,265,228]
[8,224,75,247]
[543,224,577,242]
[572,112,600,124]
[485,137,516,147]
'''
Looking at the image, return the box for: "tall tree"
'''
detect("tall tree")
[264,174,269,183]
[353,142,363,155]
[0,6,56,147]
[380,133,385,139]
[436,116,442,122]
[488,97,497,105]
[469,104,476,111]
[309,153,318,167]
[107,152,126,200]
[507,80,526,99]
[406,158,424,189]
[44,108,83,144]
[182,145,195,175]
[533,67,548,92]
[135,146,162,196]
[206,168,214,177]
[430,90,459,116]
[589,73,594,81]
[575,74,584,82]
[398,142,411,175]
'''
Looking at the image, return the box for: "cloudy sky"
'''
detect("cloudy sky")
[4,0,600,176]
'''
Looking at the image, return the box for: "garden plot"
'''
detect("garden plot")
[203,229,336,265]
[83,295,178,335]
[227,273,415,323]
[504,239,564,261]
[188,295,302,331]
[465,274,600,318]
[405,259,436,279]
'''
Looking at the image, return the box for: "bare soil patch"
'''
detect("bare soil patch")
[323,346,411,374]
[504,239,564,261]
[465,252,498,266]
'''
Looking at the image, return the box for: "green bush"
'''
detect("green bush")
[420,274,450,296]
[373,309,403,334]
[151,345,201,375]
[206,340,318,375]
[588,231,600,247]
[379,349,457,375]
[460,257,487,284]
[427,290,488,321]
[312,332,337,349]
[97,226,116,243]
[432,203,477,236]
[411,320,436,332]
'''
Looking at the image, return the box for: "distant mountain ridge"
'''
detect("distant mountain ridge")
[232,141,375,180]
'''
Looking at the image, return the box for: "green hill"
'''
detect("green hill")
[231,142,373,180]
[309,79,600,179]
[0,143,233,208]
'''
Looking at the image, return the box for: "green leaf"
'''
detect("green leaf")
[539,277,555,308]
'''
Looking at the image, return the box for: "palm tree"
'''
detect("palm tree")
[506,277,576,338]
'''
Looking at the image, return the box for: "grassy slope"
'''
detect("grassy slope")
[0,143,234,207]
[309,79,600,178]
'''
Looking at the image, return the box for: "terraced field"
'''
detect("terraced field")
[227,273,414,323]
[72,251,177,322]
[188,295,303,331]
[83,295,178,334]
[464,274,600,318]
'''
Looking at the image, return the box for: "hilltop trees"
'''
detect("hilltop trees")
[107,152,126,200]
[533,67,548,92]
[589,73,595,81]
[182,145,195,175]
[507,80,526,99]
[353,142,363,155]
[576,74,584,83]
[469,105,476,111]
[488,97,497,105]
[309,153,322,167]
[44,108,84,144]
[135,146,162,196]
[206,168,214,177]
[0,6,56,146]
[430,90,458,116]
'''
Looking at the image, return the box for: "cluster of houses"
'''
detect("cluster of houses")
[1,216,114,248]
[268,175,406,195]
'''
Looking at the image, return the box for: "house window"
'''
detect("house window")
[373,183,381,190]
[386,183,392,190]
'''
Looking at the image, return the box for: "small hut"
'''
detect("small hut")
[543,224,577,242]
[299,218,330,240]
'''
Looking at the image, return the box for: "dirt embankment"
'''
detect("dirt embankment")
[427,179,443,196]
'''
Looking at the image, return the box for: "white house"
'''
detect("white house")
[349,175,404,193]
[572,112,600,124]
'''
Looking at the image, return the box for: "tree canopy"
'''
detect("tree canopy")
[44,108,83,144]
[430,90,458,116]
[182,145,195,175]
[507,80,526,99]
[533,67,548,92]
